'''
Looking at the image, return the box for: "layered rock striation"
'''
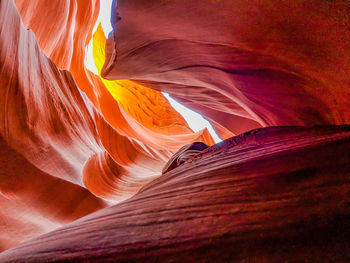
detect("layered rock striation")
[0,0,349,260]
[0,126,349,262]
[102,0,350,136]
[0,0,211,250]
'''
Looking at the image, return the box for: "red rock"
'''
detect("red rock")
[0,0,349,260]
[0,135,107,251]
[0,0,208,249]
[13,0,214,150]
[0,125,349,262]
[162,142,209,174]
[102,0,350,134]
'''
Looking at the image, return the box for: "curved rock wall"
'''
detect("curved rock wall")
[102,0,350,134]
[0,0,349,257]
[0,0,212,250]
[0,126,349,262]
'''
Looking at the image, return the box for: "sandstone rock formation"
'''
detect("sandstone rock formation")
[0,0,211,250]
[0,0,349,261]
[102,0,350,135]
[0,126,349,262]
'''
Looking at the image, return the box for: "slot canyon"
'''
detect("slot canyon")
[0,0,349,262]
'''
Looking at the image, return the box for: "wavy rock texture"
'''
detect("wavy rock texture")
[0,125,349,262]
[0,0,349,259]
[102,0,350,135]
[14,0,213,150]
[0,135,106,251]
[0,0,212,250]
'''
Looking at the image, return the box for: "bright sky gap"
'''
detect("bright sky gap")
[84,0,222,144]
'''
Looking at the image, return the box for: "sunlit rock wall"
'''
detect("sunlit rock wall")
[0,0,212,250]
[0,0,349,257]
[102,0,350,135]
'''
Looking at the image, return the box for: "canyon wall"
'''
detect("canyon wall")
[0,126,349,262]
[102,0,350,136]
[0,0,211,250]
[0,0,349,260]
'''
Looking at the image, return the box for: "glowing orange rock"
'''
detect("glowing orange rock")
[2,0,349,257]
[14,0,99,70]
[0,0,212,250]
[102,0,350,134]
[92,24,195,136]
[14,0,213,151]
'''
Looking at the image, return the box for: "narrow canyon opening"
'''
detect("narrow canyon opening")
[0,0,349,261]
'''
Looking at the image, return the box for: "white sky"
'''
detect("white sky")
[84,0,222,144]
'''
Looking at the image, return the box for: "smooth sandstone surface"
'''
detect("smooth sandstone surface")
[0,135,107,251]
[0,0,349,260]
[0,0,211,250]
[14,0,213,149]
[0,126,349,262]
[102,0,350,135]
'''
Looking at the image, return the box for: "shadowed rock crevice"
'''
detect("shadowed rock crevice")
[0,0,349,261]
